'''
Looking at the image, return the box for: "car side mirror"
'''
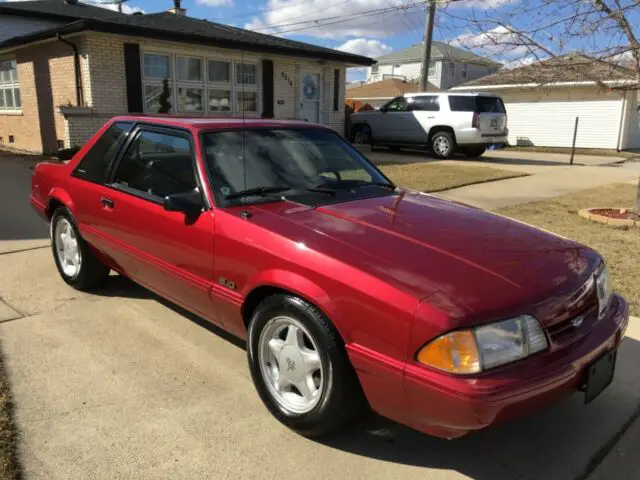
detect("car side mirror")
[163,191,204,216]
[379,106,387,113]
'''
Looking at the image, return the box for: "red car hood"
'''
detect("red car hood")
[257,191,600,325]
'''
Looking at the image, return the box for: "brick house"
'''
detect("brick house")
[0,0,373,154]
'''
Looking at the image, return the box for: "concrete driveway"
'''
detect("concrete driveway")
[1,157,640,480]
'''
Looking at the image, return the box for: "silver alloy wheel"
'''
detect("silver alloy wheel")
[433,135,451,156]
[258,316,324,414]
[54,217,82,278]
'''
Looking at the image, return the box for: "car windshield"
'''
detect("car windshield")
[202,128,394,206]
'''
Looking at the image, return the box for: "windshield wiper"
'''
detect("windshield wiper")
[225,185,292,200]
[315,180,396,190]
[225,185,336,200]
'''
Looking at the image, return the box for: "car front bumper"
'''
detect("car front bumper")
[402,294,629,439]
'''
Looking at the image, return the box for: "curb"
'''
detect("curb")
[578,208,639,228]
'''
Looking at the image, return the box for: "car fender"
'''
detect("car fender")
[47,187,76,217]
[243,269,344,337]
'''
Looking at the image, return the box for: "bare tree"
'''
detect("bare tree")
[438,0,640,214]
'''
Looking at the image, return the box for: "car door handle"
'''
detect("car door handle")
[100,197,115,209]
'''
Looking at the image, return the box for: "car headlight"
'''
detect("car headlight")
[596,264,613,318]
[417,315,548,374]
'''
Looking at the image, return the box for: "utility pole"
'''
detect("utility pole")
[420,0,436,92]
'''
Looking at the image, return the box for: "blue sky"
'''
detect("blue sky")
[6,0,639,80]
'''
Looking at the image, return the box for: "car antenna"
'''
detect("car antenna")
[240,50,252,219]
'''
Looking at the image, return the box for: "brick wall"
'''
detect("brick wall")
[55,32,352,147]
[0,37,83,153]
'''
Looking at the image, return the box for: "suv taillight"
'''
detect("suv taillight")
[472,112,480,129]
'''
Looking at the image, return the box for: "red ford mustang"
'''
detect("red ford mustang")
[31,116,628,439]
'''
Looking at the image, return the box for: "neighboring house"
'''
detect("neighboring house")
[0,0,372,154]
[451,54,640,150]
[346,78,439,108]
[366,42,500,90]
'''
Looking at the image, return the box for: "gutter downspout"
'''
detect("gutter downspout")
[617,91,628,151]
[56,33,84,107]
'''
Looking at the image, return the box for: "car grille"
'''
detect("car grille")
[545,277,598,347]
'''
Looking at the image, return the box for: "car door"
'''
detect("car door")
[407,95,440,144]
[100,125,219,324]
[376,96,419,144]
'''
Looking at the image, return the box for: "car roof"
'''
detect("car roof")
[110,116,330,131]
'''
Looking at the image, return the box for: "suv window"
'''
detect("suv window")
[73,122,133,183]
[114,130,197,199]
[448,95,506,113]
[409,96,439,112]
[384,97,409,112]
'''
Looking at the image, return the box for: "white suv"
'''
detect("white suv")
[349,92,508,159]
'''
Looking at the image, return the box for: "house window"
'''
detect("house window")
[0,59,21,111]
[461,63,468,80]
[428,60,436,76]
[235,62,258,113]
[449,61,455,78]
[143,53,171,80]
[142,52,259,115]
[371,65,379,74]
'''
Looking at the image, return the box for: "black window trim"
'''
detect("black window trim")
[71,121,134,185]
[198,125,395,208]
[106,123,211,210]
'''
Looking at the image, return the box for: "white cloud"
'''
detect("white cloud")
[80,1,145,14]
[197,0,233,6]
[336,38,392,58]
[451,25,529,58]
[245,0,425,40]
[337,39,392,83]
[445,0,518,8]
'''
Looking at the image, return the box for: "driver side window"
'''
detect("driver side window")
[114,130,197,200]
[384,97,408,112]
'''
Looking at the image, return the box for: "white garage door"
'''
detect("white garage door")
[498,89,624,149]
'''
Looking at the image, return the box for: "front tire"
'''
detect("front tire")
[247,294,364,438]
[431,130,455,159]
[51,207,110,290]
[352,125,372,145]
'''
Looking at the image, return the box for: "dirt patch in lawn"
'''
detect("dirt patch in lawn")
[497,183,640,315]
[379,162,527,193]
[0,345,20,480]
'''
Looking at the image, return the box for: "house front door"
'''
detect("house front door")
[299,71,320,123]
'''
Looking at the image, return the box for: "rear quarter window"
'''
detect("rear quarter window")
[448,96,506,113]
[72,122,133,183]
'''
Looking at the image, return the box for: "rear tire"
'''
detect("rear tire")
[462,146,487,158]
[430,130,455,159]
[51,207,110,290]
[352,125,372,145]
[247,294,365,438]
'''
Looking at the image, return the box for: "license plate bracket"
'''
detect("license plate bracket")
[585,350,617,404]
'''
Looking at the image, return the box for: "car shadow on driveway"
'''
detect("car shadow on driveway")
[320,334,640,480]
[90,275,640,480]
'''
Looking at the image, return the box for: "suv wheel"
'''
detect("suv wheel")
[352,125,372,145]
[431,131,455,159]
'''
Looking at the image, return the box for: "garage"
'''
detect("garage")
[451,54,640,151]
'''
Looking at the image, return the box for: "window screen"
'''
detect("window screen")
[72,122,133,183]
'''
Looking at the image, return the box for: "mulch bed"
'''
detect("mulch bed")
[589,208,640,220]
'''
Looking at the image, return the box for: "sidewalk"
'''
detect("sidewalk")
[437,165,639,210]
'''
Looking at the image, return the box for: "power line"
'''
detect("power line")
[253,1,428,34]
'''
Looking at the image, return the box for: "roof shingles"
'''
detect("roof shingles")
[0,0,373,65]
[374,41,500,66]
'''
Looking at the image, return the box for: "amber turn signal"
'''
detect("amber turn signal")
[417,330,481,374]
